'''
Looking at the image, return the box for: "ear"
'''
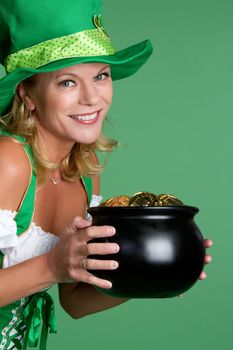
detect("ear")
[17,83,35,111]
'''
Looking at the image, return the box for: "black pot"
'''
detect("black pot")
[87,206,205,298]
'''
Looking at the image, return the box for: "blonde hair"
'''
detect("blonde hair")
[0,84,118,184]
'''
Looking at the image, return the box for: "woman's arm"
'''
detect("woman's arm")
[1,215,120,307]
[0,253,57,307]
[0,138,58,306]
[58,282,127,319]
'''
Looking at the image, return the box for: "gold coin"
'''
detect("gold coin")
[100,195,130,207]
[99,192,183,208]
[129,192,158,207]
[157,194,183,206]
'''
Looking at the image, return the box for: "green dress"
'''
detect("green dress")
[0,131,92,349]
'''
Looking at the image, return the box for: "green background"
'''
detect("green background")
[1,0,232,349]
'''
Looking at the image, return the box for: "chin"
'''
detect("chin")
[75,133,101,145]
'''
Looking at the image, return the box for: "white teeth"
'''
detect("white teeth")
[70,112,97,121]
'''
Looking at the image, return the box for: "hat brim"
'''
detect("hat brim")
[0,39,153,115]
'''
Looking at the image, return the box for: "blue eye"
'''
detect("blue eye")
[59,80,76,87]
[95,73,110,81]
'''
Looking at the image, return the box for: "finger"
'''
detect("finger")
[199,271,207,280]
[204,239,213,248]
[63,216,92,235]
[72,216,93,230]
[204,254,212,264]
[76,270,113,289]
[80,225,116,243]
[83,258,119,270]
[178,294,184,298]
[87,242,120,256]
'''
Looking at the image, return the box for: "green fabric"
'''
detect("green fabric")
[15,173,37,235]
[82,176,92,207]
[0,0,153,115]
[0,299,28,349]
[0,294,56,350]
[0,251,3,267]
[6,28,116,74]
[0,0,103,60]
[23,292,57,350]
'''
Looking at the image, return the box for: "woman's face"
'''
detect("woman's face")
[19,62,113,145]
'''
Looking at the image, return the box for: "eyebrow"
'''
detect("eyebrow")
[55,65,110,79]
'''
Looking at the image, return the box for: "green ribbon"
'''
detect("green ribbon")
[22,292,57,350]
[5,28,116,74]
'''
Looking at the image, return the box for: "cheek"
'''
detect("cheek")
[34,92,70,117]
[33,95,56,126]
[102,85,113,105]
[33,97,48,117]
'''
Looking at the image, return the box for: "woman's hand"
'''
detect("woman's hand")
[47,216,119,289]
[199,238,213,280]
[179,238,213,298]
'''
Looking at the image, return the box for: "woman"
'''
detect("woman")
[0,0,212,349]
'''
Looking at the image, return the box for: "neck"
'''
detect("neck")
[36,125,75,164]
[50,168,62,185]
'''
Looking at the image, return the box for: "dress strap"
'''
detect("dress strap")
[0,251,3,268]
[81,176,92,207]
[0,130,36,236]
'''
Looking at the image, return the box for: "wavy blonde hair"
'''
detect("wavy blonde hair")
[0,78,118,184]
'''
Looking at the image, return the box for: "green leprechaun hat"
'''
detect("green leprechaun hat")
[0,0,153,115]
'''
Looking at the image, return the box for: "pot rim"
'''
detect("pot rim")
[88,205,199,214]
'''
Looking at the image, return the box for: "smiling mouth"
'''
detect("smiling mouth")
[69,111,99,121]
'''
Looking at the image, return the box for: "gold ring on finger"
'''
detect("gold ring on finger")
[81,258,86,269]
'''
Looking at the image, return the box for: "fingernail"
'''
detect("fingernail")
[200,272,207,280]
[111,261,119,269]
[106,227,116,235]
[112,244,119,252]
[206,239,213,246]
[105,281,112,289]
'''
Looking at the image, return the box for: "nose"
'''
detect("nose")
[78,81,100,106]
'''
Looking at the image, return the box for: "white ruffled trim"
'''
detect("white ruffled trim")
[0,209,18,250]
[90,194,103,207]
[0,209,59,268]
[85,195,103,220]
[3,224,59,268]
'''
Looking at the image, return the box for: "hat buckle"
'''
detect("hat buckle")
[93,15,110,41]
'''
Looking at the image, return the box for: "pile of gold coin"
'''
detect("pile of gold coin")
[99,192,183,207]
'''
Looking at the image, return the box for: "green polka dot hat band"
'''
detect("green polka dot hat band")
[0,0,153,115]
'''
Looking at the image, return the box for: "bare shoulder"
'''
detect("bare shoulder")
[0,136,32,211]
